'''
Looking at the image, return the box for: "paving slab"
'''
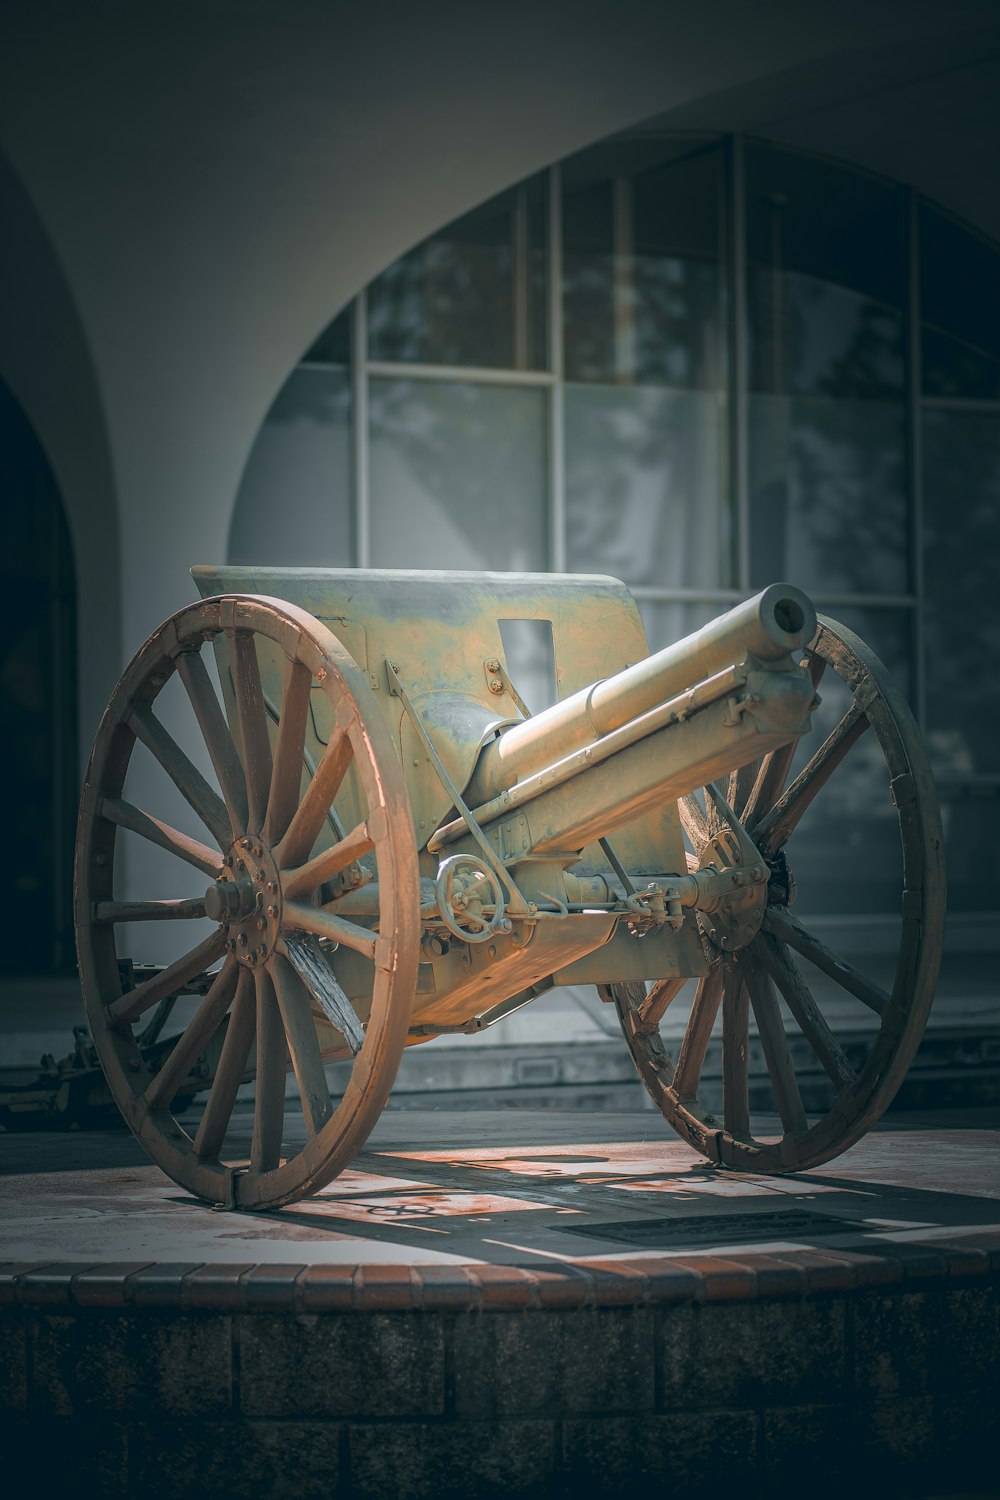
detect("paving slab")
[2,1106,999,1270]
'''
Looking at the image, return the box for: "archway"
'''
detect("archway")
[0,379,78,974]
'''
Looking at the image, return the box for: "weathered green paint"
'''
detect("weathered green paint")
[191,567,816,1033]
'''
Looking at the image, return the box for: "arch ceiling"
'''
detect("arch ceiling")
[2,0,999,655]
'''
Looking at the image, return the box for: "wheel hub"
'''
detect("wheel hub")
[206,835,283,967]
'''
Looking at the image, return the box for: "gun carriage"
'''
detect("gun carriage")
[75,570,945,1208]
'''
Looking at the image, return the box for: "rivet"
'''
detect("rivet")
[267,905,277,918]
[94,852,107,865]
[237,932,248,946]
[256,917,266,930]
[752,908,761,920]
[236,860,245,871]
[256,868,265,882]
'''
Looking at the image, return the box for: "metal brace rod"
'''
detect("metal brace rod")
[385,659,531,917]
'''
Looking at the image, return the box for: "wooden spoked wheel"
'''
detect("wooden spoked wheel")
[609,616,946,1173]
[76,595,420,1208]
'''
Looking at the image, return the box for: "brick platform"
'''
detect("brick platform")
[2,1110,999,1497]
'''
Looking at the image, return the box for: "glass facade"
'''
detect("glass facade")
[232,133,1000,923]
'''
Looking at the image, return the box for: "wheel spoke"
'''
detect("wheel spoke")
[753,932,857,1091]
[741,949,808,1135]
[94,898,206,922]
[762,905,890,1017]
[108,930,228,1025]
[194,968,256,1158]
[726,759,759,821]
[636,976,686,1031]
[282,899,377,960]
[271,953,335,1135]
[251,966,287,1172]
[99,796,222,877]
[721,959,750,1139]
[176,649,248,834]
[806,652,828,691]
[274,727,353,870]
[128,706,231,848]
[671,962,723,1099]
[262,657,313,844]
[281,817,378,901]
[678,792,708,852]
[144,958,238,1111]
[284,934,366,1053]
[743,743,796,829]
[230,630,273,835]
[754,699,870,852]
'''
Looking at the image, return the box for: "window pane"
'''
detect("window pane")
[769,605,911,918]
[637,599,720,654]
[565,384,728,589]
[367,177,547,370]
[304,308,351,365]
[937,796,1000,914]
[748,393,908,594]
[923,408,1000,776]
[746,144,907,357]
[368,378,547,570]
[921,326,1000,403]
[229,367,352,566]
[920,203,1000,400]
[563,138,726,389]
[745,146,908,595]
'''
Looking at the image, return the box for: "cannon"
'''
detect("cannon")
[75,569,945,1207]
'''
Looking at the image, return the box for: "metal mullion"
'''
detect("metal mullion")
[907,188,926,730]
[630,585,917,609]
[364,359,554,388]
[728,135,750,594]
[629,585,745,603]
[352,292,370,567]
[548,162,567,573]
[810,593,917,610]
[922,395,1000,415]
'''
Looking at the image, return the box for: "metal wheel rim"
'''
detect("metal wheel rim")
[75,594,420,1208]
[612,615,946,1173]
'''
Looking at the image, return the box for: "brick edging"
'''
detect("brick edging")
[1,1234,998,1313]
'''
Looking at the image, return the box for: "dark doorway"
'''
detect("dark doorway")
[0,380,77,974]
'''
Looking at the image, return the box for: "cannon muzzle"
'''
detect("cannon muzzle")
[465,583,816,805]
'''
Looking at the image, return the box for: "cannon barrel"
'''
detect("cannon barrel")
[465,583,816,805]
